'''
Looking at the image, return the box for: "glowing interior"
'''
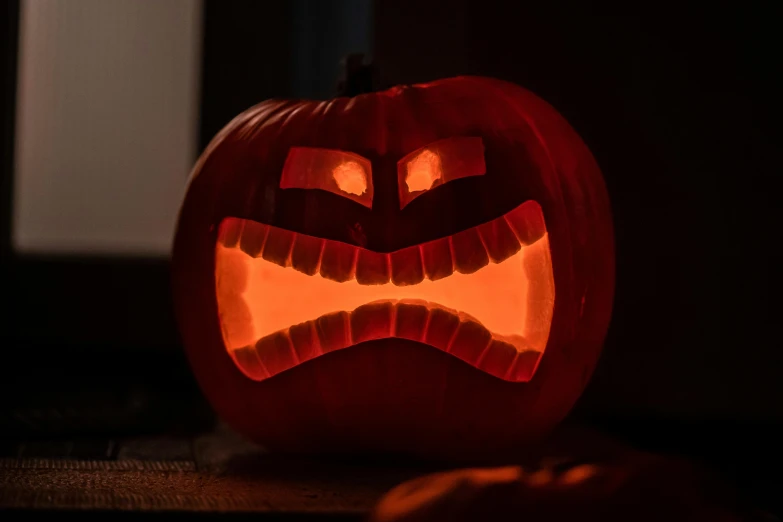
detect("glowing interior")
[222,240,551,345]
[214,202,555,382]
[332,161,367,196]
[406,149,442,192]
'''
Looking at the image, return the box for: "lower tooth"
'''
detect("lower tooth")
[507,350,542,381]
[232,346,269,380]
[288,321,321,363]
[315,311,350,352]
[255,331,297,377]
[448,320,492,365]
[423,308,460,350]
[350,301,394,343]
[477,340,517,376]
[394,301,430,341]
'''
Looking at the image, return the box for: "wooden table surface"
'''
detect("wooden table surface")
[0,424,441,519]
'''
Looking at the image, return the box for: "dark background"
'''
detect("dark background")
[1,0,779,495]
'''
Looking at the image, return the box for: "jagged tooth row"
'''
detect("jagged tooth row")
[219,200,545,287]
[234,300,542,382]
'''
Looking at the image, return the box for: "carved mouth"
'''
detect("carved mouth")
[215,200,554,382]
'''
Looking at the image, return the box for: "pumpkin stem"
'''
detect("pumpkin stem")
[336,53,378,97]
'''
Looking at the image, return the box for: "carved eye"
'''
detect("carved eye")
[397,137,486,209]
[405,149,442,192]
[281,147,373,208]
[332,160,368,196]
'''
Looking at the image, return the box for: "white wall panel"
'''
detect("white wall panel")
[14,0,202,255]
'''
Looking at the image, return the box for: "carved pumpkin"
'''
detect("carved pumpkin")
[172,76,614,460]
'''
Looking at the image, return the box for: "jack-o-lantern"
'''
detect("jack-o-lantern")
[172,76,614,461]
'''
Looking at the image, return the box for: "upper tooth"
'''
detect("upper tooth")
[291,234,324,276]
[390,245,425,286]
[504,200,546,245]
[320,242,358,282]
[239,221,268,257]
[477,216,522,263]
[451,228,489,274]
[219,218,244,248]
[261,227,294,266]
[355,250,391,285]
[420,236,454,281]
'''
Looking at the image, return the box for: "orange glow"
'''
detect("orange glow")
[333,161,367,195]
[214,203,554,382]
[559,464,599,485]
[406,149,442,192]
[218,238,550,348]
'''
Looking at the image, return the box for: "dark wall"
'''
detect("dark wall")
[289,0,373,100]
[375,5,779,420]
[199,0,293,153]
[199,0,373,151]
[0,1,19,354]
[0,0,18,260]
